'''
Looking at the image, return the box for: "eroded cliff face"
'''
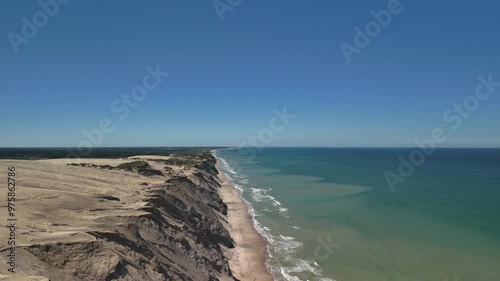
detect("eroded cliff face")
[0,154,237,281]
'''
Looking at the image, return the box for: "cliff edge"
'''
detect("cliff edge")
[0,153,237,281]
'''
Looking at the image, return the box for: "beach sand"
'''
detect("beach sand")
[216,159,275,281]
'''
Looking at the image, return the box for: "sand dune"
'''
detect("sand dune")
[0,154,271,280]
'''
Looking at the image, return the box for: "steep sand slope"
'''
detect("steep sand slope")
[0,155,237,280]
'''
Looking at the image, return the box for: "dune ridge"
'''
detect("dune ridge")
[0,153,264,281]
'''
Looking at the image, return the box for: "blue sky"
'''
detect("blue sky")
[0,0,499,147]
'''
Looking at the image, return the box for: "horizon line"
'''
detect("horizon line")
[1,146,499,149]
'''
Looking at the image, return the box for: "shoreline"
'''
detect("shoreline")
[215,156,275,281]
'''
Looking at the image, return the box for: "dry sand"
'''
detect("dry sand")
[0,156,275,281]
[0,156,236,280]
[0,158,156,248]
[216,159,275,281]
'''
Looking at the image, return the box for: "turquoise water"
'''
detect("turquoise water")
[215,148,500,281]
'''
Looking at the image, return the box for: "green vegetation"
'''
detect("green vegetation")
[68,161,148,170]
[163,158,199,167]
[67,160,164,177]
[172,151,213,160]
[67,163,114,169]
[116,161,149,170]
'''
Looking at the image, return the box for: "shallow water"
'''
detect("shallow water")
[216,148,500,281]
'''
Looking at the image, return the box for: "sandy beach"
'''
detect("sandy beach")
[216,159,275,281]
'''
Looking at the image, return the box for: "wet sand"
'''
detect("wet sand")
[216,159,274,281]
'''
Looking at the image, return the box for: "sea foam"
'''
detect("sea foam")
[215,152,336,281]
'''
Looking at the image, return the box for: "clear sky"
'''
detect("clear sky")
[1,0,499,147]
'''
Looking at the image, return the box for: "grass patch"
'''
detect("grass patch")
[163,157,199,167]
[116,161,149,170]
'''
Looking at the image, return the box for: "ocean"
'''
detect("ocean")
[215,148,500,281]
